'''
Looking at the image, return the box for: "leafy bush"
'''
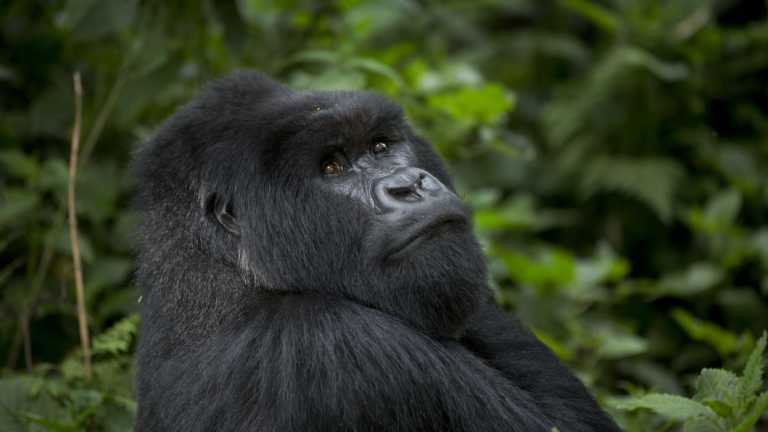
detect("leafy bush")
[0,315,138,431]
[614,333,767,431]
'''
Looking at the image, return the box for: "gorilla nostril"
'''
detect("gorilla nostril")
[416,173,426,188]
[387,185,420,202]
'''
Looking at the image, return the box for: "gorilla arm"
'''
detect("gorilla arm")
[139,294,554,432]
[461,301,622,431]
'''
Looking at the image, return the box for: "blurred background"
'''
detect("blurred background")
[1,0,768,430]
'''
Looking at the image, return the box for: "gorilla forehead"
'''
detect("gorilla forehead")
[305,91,405,131]
[195,72,404,143]
[266,91,406,155]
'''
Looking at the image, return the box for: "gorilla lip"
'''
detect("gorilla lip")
[385,212,467,260]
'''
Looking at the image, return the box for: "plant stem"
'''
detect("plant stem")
[68,72,92,381]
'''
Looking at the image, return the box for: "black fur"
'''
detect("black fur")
[133,71,620,431]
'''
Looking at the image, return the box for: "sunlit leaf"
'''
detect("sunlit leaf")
[694,368,739,411]
[427,84,514,124]
[613,393,716,421]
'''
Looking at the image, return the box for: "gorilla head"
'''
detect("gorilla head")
[135,71,487,339]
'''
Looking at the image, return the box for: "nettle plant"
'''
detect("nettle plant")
[614,333,768,432]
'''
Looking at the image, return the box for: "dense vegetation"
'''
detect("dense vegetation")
[1,1,767,430]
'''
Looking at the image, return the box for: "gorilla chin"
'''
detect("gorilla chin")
[133,70,622,432]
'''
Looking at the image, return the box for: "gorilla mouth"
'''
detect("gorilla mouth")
[385,213,468,260]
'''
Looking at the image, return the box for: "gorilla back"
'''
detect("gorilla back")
[134,71,620,432]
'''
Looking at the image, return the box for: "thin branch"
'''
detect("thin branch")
[68,71,92,381]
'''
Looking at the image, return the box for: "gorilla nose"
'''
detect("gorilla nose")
[374,167,447,212]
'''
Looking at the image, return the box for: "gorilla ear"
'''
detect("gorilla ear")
[205,193,240,236]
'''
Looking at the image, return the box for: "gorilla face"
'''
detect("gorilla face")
[145,72,488,337]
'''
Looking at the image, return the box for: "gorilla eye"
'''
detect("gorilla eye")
[322,161,343,176]
[372,142,388,154]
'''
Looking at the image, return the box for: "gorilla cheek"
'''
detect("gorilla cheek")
[244,202,369,291]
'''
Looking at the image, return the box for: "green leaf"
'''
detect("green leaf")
[85,257,133,303]
[672,309,747,356]
[694,369,740,411]
[0,189,40,227]
[50,225,95,262]
[621,47,689,81]
[545,46,687,147]
[427,84,514,125]
[570,245,630,300]
[682,415,724,432]
[613,393,716,421]
[17,412,78,431]
[561,0,620,33]
[497,248,576,290]
[0,150,39,180]
[346,57,403,86]
[38,158,69,195]
[407,61,482,92]
[0,377,68,430]
[704,189,742,228]
[532,329,573,361]
[738,332,766,399]
[731,392,768,432]
[659,262,724,297]
[76,162,122,223]
[92,314,140,356]
[581,156,683,222]
[621,360,684,394]
[474,196,537,231]
[596,330,648,359]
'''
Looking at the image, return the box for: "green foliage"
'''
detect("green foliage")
[427,84,514,125]
[0,316,138,431]
[2,0,768,430]
[613,333,768,431]
[580,156,683,222]
[92,314,139,356]
[672,309,752,357]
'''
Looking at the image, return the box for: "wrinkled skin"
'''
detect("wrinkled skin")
[133,71,621,432]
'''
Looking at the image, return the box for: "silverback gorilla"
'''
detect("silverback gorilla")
[133,71,620,432]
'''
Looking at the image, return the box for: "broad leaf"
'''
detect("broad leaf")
[694,368,739,410]
[613,393,716,421]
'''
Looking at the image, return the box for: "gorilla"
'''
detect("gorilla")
[133,71,620,432]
